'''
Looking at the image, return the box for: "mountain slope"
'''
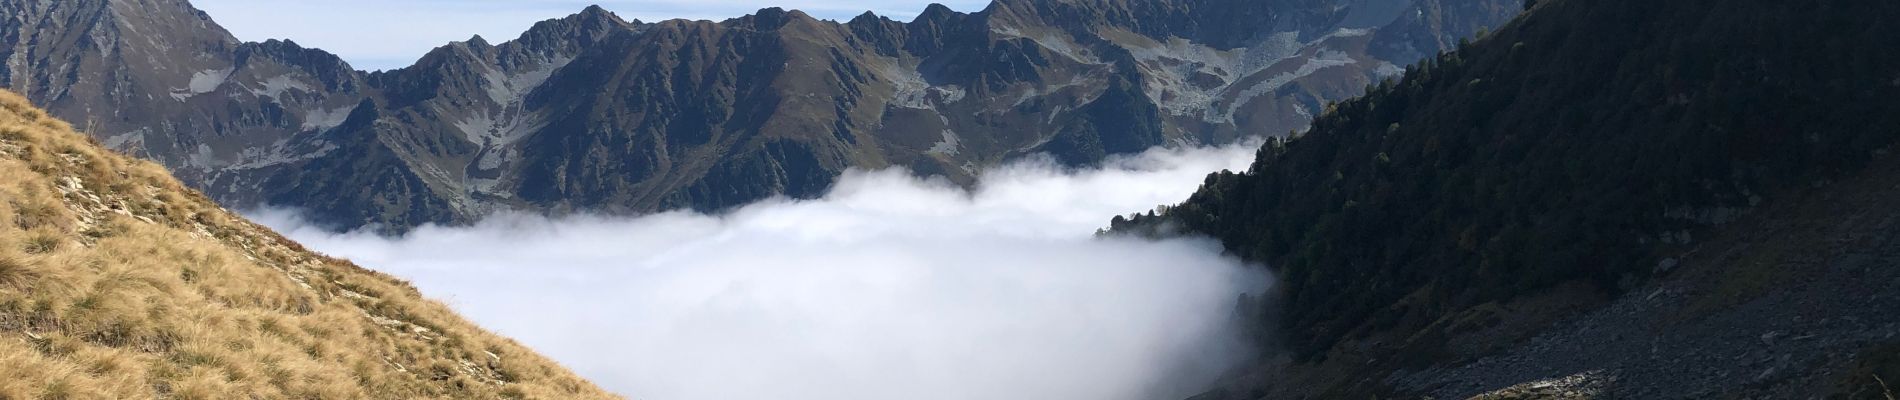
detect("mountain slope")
[1121,0,1900,397]
[2,0,1520,231]
[0,90,611,398]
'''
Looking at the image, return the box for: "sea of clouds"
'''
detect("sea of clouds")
[253,142,1268,400]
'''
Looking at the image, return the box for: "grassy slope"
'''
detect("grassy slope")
[0,89,614,399]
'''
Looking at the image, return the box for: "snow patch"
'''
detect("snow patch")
[250,75,313,100]
[188,69,231,93]
[102,128,147,151]
[926,129,962,157]
[935,86,966,104]
[184,143,217,169]
[1330,28,1373,38]
[169,68,233,101]
[302,105,353,131]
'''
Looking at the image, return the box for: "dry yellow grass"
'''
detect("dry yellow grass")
[0,90,616,399]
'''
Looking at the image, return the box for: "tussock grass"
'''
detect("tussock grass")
[0,90,615,399]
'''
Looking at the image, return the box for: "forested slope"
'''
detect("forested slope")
[1123,0,1900,395]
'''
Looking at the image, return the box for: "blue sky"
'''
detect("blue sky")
[192,0,991,71]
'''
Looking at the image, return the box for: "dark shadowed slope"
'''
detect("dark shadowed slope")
[0,89,613,398]
[1,0,1519,231]
[1121,0,1900,397]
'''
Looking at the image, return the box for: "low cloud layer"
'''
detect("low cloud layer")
[254,144,1267,400]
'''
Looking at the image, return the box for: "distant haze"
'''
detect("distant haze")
[255,143,1269,400]
[191,0,992,71]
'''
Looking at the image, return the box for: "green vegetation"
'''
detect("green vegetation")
[1126,0,1900,359]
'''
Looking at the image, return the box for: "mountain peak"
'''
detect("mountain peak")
[530,5,633,34]
[730,7,818,30]
[570,4,628,25]
[915,3,959,23]
[114,0,243,44]
[755,6,789,18]
[257,38,299,48]
[848,10,884,25]
[474,3,635,64]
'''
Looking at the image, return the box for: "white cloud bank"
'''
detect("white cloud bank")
[254,143,1268,400]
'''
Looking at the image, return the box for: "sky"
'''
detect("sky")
[191,0,993,71]
[254,142,1270,400]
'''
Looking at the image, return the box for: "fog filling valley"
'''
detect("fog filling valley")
[255,143,1268,400]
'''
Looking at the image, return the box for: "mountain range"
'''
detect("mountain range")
[1,0,1518,231]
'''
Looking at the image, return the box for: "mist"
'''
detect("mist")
[253,143,1269,400]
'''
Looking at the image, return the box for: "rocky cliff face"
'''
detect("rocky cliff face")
[2,0,1519,230]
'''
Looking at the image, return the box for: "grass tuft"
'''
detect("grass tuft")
[21,233,59,254]
[0,256,37,290]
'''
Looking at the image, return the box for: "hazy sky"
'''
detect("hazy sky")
[191,0,992,71]
[256,142,1268,400]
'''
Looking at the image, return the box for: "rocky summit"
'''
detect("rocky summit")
[0,0,1518,231]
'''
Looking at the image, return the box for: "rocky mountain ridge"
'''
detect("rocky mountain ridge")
[1,0,1519,230]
